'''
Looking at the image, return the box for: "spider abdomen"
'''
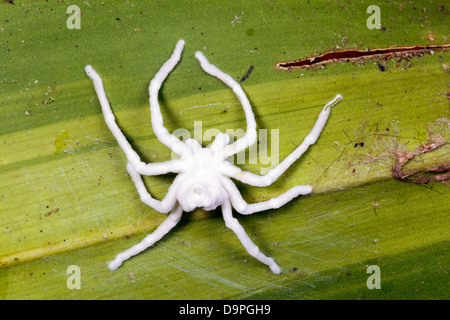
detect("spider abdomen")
[176,176,228,212]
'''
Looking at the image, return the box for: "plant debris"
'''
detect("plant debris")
[275,44,450,70]
[240,65,254,82]
[391,137,449,185]
[349,118,449,185]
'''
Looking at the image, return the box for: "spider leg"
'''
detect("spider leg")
[221,177,311,215]
[195,51,257,158]
[149,39,189,157]
[222,199,281,274]
[126,163,179,213]
[85,65,183,176]
[108,203,183,271]
[223,95,342,187]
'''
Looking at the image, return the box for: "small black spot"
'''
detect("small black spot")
[378,63,385,72]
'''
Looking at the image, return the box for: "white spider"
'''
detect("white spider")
[85,39,341,274]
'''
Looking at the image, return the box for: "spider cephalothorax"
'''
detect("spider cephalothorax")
[85,40,341,274]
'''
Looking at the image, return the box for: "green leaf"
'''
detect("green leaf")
[1,0,449,300]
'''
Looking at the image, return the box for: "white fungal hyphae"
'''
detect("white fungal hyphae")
[85,39,342,274]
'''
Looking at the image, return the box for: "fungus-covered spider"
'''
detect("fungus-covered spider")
[85,40,341,274]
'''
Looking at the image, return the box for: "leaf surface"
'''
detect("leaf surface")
[0,0,448,299]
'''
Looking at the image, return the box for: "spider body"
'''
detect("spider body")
[173,136,230,212]
[85,40,341,274]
